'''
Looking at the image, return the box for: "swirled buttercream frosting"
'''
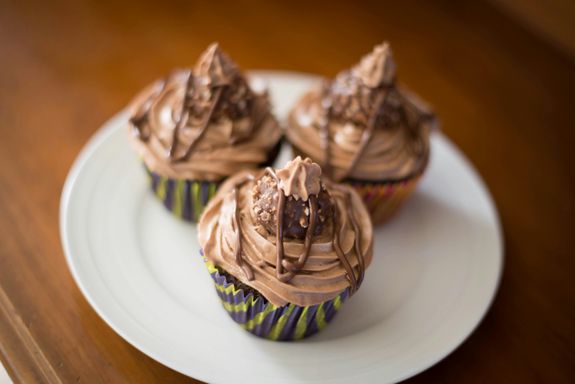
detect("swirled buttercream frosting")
[198,157,373,307]
[288,42,437,182]
[127,43,281,181]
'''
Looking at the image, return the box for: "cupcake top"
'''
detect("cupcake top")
[288,42,437,182]
[198,157,373,307]
[128,43,281,181]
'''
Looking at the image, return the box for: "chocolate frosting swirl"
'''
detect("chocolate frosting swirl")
[287,42,437,182]
[276,156,322,201]
[127,43,281,181]
[198,158,373,307]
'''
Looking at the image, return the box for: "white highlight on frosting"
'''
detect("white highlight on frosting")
[249,76,267,94]
[159,105,173,126]
[297,112,313,127]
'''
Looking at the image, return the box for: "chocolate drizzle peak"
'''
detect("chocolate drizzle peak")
[229,158,366,295]
[318,42,434,182]
[168,44,241,162]
[130,43,262,163]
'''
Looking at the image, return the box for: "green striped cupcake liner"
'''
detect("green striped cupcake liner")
[143,140,282,223]
[204,259,349,341]
[145,166,218,222]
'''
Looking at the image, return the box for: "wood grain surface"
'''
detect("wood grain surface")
[1,0,574,382]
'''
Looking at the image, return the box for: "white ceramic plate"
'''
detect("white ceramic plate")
[60,72,503,384]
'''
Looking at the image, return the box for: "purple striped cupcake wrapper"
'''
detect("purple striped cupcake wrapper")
[204,258,349,341]
[142,140,282,223]
[144,166,218,223]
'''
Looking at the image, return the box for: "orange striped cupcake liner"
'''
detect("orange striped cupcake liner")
[348,175,422,225]
[291,146,424,225]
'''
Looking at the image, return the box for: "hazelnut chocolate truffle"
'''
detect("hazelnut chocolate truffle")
[127,43,282,221]
[287,42,438,224]
[198,157,373,340]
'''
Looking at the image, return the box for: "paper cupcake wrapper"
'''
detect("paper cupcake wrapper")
[142,140,282,222]
[290,145,422,225]
[204,259,349,341]
[349,176,421,225]
[145,166,218,222]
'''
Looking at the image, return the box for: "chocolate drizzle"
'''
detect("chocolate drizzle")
[319,84,333,179]
[230,174,256,280]
[262,167,321,283]
[342,89,389,179]
[168,70,194,159]
[329,183,365,292]
[228,165,366,295]
[130,111,150,141]
[314,42,434,182]
[171,84,225,162]
[332,202,357,291]
[130,43,267,166]
[275,184,287,278]
[282,196,317,273]
[322,81,424,183]
[338,185,365,287]
[129,79,168,142]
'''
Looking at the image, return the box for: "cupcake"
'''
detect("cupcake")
[127,43,282,222]
[198,157,373,340]
[287,42,438,224]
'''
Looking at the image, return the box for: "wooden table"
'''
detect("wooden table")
[1,0,574,382]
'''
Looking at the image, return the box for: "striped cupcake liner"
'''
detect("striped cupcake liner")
[145,166,218,222]
[143,140,282,223]
[204,260,349,341]
[349,175,422,225]
[290,145,423,225]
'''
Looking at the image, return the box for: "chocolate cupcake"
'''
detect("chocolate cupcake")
[287,42,438,224]
[127,43,282,222]
[198,157,373,340]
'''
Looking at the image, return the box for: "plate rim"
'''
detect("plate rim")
[60,70,504,383]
